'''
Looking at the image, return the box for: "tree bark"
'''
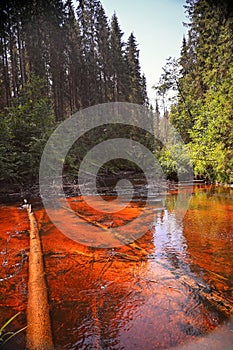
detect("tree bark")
[26,204,54,350]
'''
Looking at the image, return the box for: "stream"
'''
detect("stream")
[0,185,233,349]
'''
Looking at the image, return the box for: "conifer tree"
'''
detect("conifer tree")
[125,32,144,104]
[109,13,128,101]
[77,0,100,107]
[2,76,55,185]
[141,73,149,106]
[0,0,150,187]
[96,3,112,102]
[64,0,83,113]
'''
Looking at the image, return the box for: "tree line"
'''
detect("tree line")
[155,0,233,183]
[0,0,148,190]
[1,0,232,193]
[0,0,148,118]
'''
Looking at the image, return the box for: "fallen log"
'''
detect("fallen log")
[61,203,149,255]
[154,257,233,317]
[25,202,54,350]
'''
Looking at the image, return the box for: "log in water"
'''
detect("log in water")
[26,203,54,350]
[0,185,232,349]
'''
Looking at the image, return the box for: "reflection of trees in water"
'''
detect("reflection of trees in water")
[192,185,233,203]
[165,193,178,212]
[182,186,233,305]
[152,191,188,259]
[56,187,232,349]
[150,187,233,322]
[2,187,232,349]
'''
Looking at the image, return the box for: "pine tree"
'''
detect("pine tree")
[96,3,112,102]
[141,73,149,106]
[64,0,83,113]
[76,0,100,107]
[45,0,67,121]
[125,32,146,104]
[0,0,150,186]
[0,1,11,110]
[109,13,128,101]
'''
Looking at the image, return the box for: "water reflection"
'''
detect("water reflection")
[46,186,232,349]
[0,185,232,349]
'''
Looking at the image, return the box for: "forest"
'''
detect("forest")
[0,2,233,349]
[156,0,233,184]
[0,0,232,196]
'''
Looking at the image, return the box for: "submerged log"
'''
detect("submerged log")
[154,258,233,317]
[25,202,54,350]
[179,274,233,317]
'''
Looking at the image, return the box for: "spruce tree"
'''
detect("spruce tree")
[125,32,147,105]
[76,0,100,107]
[96,3,112,102]
[64,0,83,113]
[109,13,128,101]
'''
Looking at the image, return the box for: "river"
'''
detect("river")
[0,185,232,349]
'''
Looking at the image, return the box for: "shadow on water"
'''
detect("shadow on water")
[0,185,233,349]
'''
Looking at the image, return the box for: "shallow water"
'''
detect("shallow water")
[0,185,233,349]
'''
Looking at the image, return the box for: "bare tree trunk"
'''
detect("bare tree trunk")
[26,204,54,350]
[17,21,26,87]
[1,36,11,107]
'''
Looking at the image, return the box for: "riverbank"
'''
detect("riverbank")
[1,174,232,205]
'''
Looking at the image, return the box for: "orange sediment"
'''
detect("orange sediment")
[26,205,54,350]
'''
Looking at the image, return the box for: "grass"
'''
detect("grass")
[0,312,27,348]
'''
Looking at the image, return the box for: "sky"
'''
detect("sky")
[101,0,188,106]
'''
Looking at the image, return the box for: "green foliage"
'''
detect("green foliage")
[63,122,155,178]
[154,0,233,183]
[0,76,55,186]
[0,114,12,181]
[156,144,192,181]
[125,33,147,105]
[0,0,149,189]
[0,0,148,119]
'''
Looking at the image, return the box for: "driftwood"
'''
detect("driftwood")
[25,202,54,350]
[61,203,149,255]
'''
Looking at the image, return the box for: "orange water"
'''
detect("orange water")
[0,185,233,349]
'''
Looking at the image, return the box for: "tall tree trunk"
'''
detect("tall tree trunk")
[17,21,26,88]
[1,36,11,107]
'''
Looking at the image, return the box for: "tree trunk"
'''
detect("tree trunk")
[26,204,54,350]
